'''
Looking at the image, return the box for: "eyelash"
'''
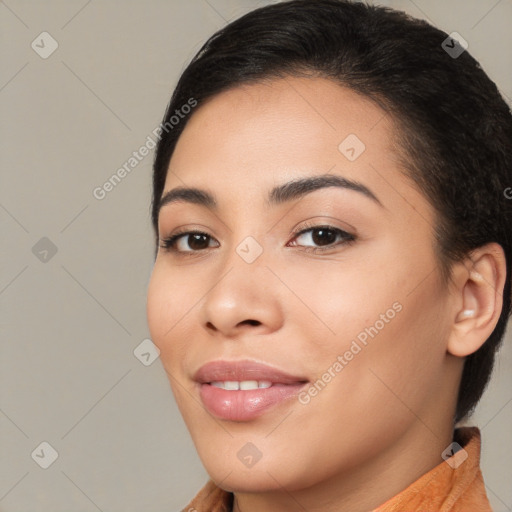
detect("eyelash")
[159,221,356,256]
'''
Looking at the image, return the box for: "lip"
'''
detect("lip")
[194,360,308,384]
[194,360,309,421]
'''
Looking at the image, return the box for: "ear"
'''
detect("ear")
[447,243,507,357]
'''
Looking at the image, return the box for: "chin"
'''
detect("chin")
[204,463,299,493]
[196,441,322,494]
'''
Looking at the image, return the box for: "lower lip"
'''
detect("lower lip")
[199,382,307,421]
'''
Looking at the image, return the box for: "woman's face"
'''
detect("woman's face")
[147,77,459,494]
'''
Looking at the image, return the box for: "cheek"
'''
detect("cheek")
[313,266,448,424]
[275,251,400,348]
[287,241,448,402]
[146,266,168,344]
[146,264,188,366]
[147,265,200,416]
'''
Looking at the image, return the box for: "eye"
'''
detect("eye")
[159,223,356,256]
[288,223,355,252]
[159,230,219,253]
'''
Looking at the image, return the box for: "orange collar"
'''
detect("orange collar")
[183,427,491,512]
[374,427,491,512]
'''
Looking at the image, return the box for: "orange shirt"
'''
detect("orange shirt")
[182,427,492,512]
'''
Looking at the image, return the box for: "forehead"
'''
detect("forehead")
[164,76,424,215]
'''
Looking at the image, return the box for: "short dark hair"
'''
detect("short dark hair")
[152,0,512,422]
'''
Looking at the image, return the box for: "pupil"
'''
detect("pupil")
[312,228,336,246]
[189,234,208,250]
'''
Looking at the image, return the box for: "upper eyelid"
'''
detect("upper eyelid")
[160,217,354,238]
[293,222,350,234]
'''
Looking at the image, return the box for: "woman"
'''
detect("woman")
[146,1,512,510]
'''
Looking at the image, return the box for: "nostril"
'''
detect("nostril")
[241,319,260,326]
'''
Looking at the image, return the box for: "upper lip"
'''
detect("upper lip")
[194,360,309,384]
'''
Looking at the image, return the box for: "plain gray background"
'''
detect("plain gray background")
[1,0,511,511]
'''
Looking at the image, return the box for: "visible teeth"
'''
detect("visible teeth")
[210,380,273,390]
[240,380,258,390]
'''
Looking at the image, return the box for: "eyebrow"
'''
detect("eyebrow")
[157,174,383,214]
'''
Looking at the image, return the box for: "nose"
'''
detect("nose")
[199,251,284,339]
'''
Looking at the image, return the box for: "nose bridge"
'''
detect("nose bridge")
[217,206,269,278]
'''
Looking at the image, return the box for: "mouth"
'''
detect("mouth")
[194,360,309,421]
[210,380,273,390]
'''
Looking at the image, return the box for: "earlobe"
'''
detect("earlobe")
[447,243,506,358]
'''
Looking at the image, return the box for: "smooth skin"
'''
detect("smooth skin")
[146,76,506,512]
